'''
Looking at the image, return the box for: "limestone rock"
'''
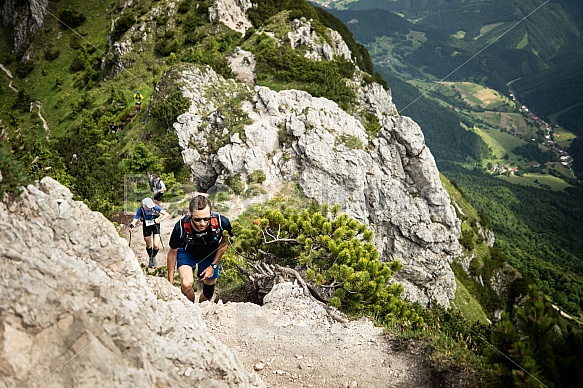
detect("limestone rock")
[288,18,352,62]
[228,47,256,85]
[169,64,461,307]
[1,0,48,54]
[209,0,254,35]
[0,177,264,387]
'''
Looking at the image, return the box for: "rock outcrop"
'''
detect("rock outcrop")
[1,0,48,55]
[209,0,254,35]
[0,177,264,387]
[169,63,461,307]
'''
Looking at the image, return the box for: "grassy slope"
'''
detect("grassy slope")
[451,279,490,325]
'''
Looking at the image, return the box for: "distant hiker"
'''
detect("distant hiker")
[70,154,77,164]
[149,173,166,206]
[129,197,170,269]
[310,24,314,35]
[166,195,232,302]
[109,122,118,133]
[133,90,143,112]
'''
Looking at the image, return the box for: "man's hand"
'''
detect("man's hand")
[200,266,214,281]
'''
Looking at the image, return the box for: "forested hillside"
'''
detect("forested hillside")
[320,0,583,141]
[443,164,583,314]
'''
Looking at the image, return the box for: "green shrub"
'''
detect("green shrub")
[235,202,420,324]
[69,35,82,50]
[365,113,381,137]
[0,137,31,199]
[343,135,363,150]
[45,47,61,61]
[249,170,266,184]
[254,43,356,110]
[185,31,206,45]
[111,14,136,42]
[156,16,169,26]
[59,9,86,28]
[460,229,475,250]
[155,38,179,56]
[177,0,191,14]
[15,60,35,78]
[150,92,190,127]
[124,143,162,174]
[225,174,245,195]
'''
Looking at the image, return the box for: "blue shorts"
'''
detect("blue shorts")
[177,249,219,280]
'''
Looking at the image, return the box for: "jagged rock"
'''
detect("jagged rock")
[0,177,264,387]
[209,0,254,35]
[228,47,256,85]
[169,63,461,307]
[288,18,352,62]
[491,263,522,303]
[1,0,48,54]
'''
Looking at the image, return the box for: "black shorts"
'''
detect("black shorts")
[143,223,160,235]
[154,192,163,201]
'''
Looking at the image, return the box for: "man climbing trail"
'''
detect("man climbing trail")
[166,195,232,302]
[133,90,144,112]
[149,173,166,206]
[129,197,170,269]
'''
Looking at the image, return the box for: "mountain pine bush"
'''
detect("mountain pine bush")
[235,202,421,324]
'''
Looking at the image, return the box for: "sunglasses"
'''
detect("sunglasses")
[192,216,211,222]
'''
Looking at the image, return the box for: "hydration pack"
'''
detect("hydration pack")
[181,213,222,246]
[139,206,160,223]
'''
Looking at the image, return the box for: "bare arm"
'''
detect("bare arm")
[200,236,229,280]
[214,236,229,264]
[156,209,170,224]
[167,247,178,283]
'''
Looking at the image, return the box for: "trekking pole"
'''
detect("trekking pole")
[128,225,133,247]
[160,232,166,256]
[150,229,154,268]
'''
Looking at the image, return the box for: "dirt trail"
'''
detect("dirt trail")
[123,197,474,388]
[198,283,434,388]
[123,208,436,388]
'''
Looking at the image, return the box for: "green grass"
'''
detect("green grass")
[552,126,577,148]
[13,0,113,130]
[440,174,479,220]
[516,32,529,49]
[452,30,466,39]
[475,112,536,137]
[451,279,490,325]
[496,173,572,191]
[474,22,504,40]
[473,126,528,158]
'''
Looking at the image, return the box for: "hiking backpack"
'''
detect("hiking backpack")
[180,212,223,246]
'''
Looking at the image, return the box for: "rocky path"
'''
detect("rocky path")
[2,62,50,133]
[123,201,439,388]
[198,283,433,388]
[0,63,18,92]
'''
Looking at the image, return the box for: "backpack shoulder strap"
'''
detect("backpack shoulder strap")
[180,215,192,235]
[211,212,223,230]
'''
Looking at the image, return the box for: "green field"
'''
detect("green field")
[473,126,528,158]
[475,111,538,137]
[552,126,577,148]
[497,173,572,191]
[441,81,514,110]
